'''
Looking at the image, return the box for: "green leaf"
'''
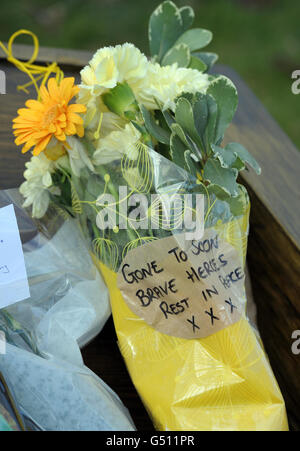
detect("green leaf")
[171,120,200,159]
[192,93,217,154]
[211,142,261,174]
[192,93,208,143]
[193,52,218,71]
[149,1,183,61]
[155,109,172,132]
[225,142,261,174]
[124,111,136,121]
[131,120,147,136]
[203,95,218,150]
[189,56,207,72]
[203,158,239,197]
[175,28,212,52]
[207,76,238,143]
[227,196,245,217]
[170,132,187,169]
[175,97,202,150]
[161,108,176,129]
[102,82,138,117]
[162,43,190,67]
[171,123,191,148]
[184,150,199,178]
[211,144,237,168]
[227,185,249,216]
[140,104,171,145]
[207,183,231,201]
[179,6,195,31]
[231,156,246,171]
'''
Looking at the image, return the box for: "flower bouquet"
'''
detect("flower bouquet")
[11,1,288,431]
[0,190,135,431]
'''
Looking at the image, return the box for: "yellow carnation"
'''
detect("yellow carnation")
[136,62,210,110]
[79,43,148,105]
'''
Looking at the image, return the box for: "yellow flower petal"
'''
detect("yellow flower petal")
[67,112,83,125]
[76,124,85,138]
[13,76,86,156]
[68,104,87,113]
[32,135,52,156]
[48,78,60,100]
[65,122,77,135]
[25,99,44,111]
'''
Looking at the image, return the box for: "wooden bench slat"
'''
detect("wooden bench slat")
[0,42,93,67]
[220,65,300,247]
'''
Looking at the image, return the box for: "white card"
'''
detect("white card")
[0,204,30,308]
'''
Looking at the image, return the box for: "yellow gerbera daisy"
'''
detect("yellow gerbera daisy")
[13,77,87,156]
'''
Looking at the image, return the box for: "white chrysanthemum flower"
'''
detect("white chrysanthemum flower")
[79,43,148,104]
[93,123,141,165]
[20,153,59,218]
[136,62,210,110]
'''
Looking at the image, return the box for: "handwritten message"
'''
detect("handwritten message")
[0,204,30,308]
[117,228,246,339]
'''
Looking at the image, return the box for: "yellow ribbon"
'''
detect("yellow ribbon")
[0,29,64,100]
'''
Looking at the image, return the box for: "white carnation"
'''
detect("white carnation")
[136,62,210,110]
[79,43,148,105]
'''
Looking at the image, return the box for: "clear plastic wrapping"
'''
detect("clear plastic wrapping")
[70,147,289,431]
[0,189,135,431]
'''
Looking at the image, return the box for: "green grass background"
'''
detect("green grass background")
[1,0,299,149]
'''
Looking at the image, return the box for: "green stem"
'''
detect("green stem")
[97,164,119,200]
[96,164,137,243]
[81,139,138,244]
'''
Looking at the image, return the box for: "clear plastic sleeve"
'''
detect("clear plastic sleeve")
[0,189,135,431]
[70,147,289,431]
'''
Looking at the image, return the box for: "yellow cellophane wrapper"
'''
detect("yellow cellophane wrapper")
[93,212,288,431]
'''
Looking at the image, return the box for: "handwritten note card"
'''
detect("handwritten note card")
[118,228,246,339]
[0,204,30,308]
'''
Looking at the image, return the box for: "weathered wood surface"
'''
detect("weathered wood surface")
[219,66,300,432]
[0,46,299,431]
[0,41,92,67]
